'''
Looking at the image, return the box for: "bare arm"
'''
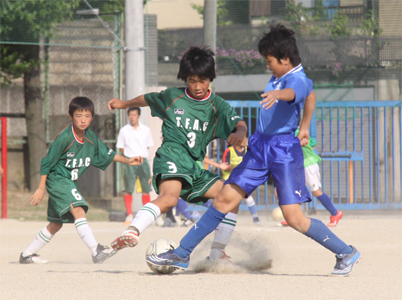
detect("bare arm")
[226,120,247,146]
[113,154,143,166]
[260,88,296,110]
[108,95,148,111]
[30,175,47,206]
[297,91,316,147]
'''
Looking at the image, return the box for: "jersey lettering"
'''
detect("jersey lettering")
[175,117,208,132]
[85,157,91,167]
[65,159,71,167]
[65,157,91,168]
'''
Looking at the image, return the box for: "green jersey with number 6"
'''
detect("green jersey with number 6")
[41,124,116,180]
[144,87,242,161]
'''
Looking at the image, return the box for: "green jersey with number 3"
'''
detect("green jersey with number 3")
[144,87,242,160]
[40,124,116,181]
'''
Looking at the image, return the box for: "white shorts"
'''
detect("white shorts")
[304,163,322,192]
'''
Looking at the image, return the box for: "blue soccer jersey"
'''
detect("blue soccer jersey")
[256,64,313,136]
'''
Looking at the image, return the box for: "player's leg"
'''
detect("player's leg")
[111,178,182,251]
[162,208,178,227]
[122,164,135,223]
[244,195,260,224]
[20,222,62,264]
[139,159,152,205]
[70,205,115,263]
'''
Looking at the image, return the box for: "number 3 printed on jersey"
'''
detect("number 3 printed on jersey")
[167,162,177,173]
[187,132,196,148]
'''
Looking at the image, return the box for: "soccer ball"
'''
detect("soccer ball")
[145,238,178,274]
[272,207,284,221]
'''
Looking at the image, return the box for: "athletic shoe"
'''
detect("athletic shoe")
[180,217,195,227]
[162,218,178,227]
[146,249,190,270]
[205,250,233,263]
[19,253,48,264]
[111,230,139,251]
[253,216,261,224]
[92,244,116,264]
[328,210,343,227]
[330,245,361,277]
[280,220,288,226]
[123,214,133,226]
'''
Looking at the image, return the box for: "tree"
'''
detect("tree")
[0,0,80,190]
[191,0,232,26]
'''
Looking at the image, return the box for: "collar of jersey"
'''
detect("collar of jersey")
[127,122,143,130]
[185,88,211,101]
[273,64,303,84]
[71,124,85,144]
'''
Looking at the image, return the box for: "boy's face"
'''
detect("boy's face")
[265,55,292,78]
[70,109,93,131]
[186,75,210,100]
[128,110,140,126]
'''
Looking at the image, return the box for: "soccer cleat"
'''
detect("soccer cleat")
[123,214,133,226]
[180,218,195,227]
[111,230,139,251]
[280,220,289,226]
[253,216,261,224]
[330,245,361,277]
[328,210,343,227]
[19,253,48,264]
[92,244,116,264]
[146,249,190,270]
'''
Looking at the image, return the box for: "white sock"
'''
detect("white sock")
[130,203,161,234]
[209,212,237,260]
[75,218,98,256]
[22,226,54,257]
[245,196,258,217]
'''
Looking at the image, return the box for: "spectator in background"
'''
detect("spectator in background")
[116,107,154,225]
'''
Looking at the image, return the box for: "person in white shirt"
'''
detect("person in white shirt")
[116,107,154,223]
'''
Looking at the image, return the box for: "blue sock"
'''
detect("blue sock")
[177,199,191,219]
[248,205,257,216]
[173,205,226,259]
[304,218,353,254]
[317,193,338,216]
[202,200,212,207]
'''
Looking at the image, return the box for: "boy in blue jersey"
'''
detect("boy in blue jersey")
[148,25,360,277]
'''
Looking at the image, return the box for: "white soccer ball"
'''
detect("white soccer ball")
[145,238,178,274]
[272,206,284,221]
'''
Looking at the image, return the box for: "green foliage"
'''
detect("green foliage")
[284,2,312,22]
[284,2,325,36]
[327,11,352,39]
[0,0,80,85]
[313,0,328,21]
[191,0,232,26]
[360,9,382,38]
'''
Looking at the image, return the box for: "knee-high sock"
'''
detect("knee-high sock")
[142,194,151,205]
[22,226,54,257]
[304,218,353,254]
[124,194,133,215]
[176,198,192,219]
[317,193,338,216]
[75,218,98,256]
[173,205,226,259]
[244,196,258,217]
[209,212,237,260]
[130,203,161,234]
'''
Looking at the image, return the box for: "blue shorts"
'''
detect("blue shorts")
[225,132,311,205]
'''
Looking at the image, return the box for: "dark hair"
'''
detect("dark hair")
[177,46,216,82]
[127,107,141,115]
[69,96,94,117]
[258,24,301,66]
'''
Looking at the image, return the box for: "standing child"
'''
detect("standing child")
[149,25,360,277]
[107,46,247,262]
[19,97,143,264]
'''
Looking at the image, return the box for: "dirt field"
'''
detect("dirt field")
[1,210,401,300]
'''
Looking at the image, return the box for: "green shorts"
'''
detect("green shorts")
[46,173,88,223]
[152,143,220,204]
[123,158,152,194]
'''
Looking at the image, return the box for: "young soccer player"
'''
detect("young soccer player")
[148,25,360,277]
[204,137,261,224]
[107,46,247,261]
[19,97,143,264]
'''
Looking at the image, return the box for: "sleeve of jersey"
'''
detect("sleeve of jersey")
[144,90,170,119]
[284,76,309,106]
[214,99,243,139]
[40,135,68,175]
[92,138,117,170]
[223,147,231,163]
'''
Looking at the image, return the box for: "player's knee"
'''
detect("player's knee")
[285,216,309,233]
[158,193,180,209]
[47,222,62,234]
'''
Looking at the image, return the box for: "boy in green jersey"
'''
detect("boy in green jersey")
[108,46,247,261]
[19,97,143,264]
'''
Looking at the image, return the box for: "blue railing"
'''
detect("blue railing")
[203,100,402,211]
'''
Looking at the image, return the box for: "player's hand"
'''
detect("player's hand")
[226,131,244,147]
[108,98,125,111]
[260,90,279,110]
[297,128,309,147]
[218,163,231,171]
[30,188,45,206]
[128,156,143,166]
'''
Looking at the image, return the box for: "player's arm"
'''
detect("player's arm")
[108,95,148,111]
[113,154,143,166]
[260,88,296,110]
[226,120,247,146]
[30,175,48,206]
[203,157,220,169]
[297,90,316,147]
